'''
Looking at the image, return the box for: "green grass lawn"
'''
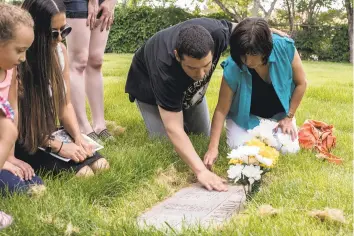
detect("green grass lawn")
[0,54,352,235]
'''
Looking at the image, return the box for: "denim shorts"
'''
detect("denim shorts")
[64,0,104,19]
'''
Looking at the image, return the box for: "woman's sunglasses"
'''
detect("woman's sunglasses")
[52,25,72,40]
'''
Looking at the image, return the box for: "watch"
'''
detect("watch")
[286,111,294,119]
[45,135,55,153]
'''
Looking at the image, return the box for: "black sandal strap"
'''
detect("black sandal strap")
[87,132,100,142]
[98,129,113,140]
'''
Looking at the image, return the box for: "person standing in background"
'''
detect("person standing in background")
[64,0,117,142]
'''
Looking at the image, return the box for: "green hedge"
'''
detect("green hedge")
[106,7,194,53]
[107,6,350,62]
[292,25,349,62]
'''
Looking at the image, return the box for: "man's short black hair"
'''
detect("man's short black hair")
[176,25,214,60]
[230,17,273,68]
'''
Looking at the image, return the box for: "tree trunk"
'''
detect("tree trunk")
[259,0,277,19]
[212,0,242,22]
[291,0,295,29]
[345,0,353,63]
[285,0,294,32]
[252,0,260,17]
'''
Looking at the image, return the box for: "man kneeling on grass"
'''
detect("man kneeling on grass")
[125,17,286,192]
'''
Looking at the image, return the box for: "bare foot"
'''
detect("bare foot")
[75,166,95,177]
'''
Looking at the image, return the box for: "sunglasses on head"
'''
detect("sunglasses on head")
[52,25,72,40]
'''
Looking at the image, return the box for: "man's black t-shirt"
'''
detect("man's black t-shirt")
[125,18,232,112]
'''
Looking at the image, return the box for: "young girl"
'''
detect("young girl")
[0,95,16,229]
[10,0,110,177]
[0,3,41,229]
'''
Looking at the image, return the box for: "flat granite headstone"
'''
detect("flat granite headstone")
[137,184,247,231]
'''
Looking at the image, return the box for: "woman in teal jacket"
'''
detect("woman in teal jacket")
[203,17,307,169]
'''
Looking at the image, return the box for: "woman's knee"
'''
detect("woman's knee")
[90,158,110,173]
[87,52,104,70]
[75,165,94,177]
[226,119,252,149]
[227,134,243,150]
[70,52,89,74]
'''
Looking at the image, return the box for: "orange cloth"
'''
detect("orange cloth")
[298,119,342,164]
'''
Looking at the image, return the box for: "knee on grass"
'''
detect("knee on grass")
[75,165,95,177]
[89,158,110,173]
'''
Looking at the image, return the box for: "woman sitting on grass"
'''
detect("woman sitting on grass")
[10,0,110,177]
[204,17,307,169]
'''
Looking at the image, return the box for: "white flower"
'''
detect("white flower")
[275,132,300,154]
[248,125,261,137]
[248,119,279,147]
[227,146,260,159]
[255,154,273,167]
[227,164,244,183]
[262,134,278,148]
[242,165,263,185]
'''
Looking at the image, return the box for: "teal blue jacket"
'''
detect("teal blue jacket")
[221,34,296,130]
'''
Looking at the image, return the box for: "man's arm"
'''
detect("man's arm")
[158,106,227,192]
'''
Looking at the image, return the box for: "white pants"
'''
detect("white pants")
[226,118,298,150]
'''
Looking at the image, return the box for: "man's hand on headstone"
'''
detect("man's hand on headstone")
[197,169,228,192]
[203,148,218,170]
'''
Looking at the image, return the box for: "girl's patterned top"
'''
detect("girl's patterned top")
[0,94,14,121]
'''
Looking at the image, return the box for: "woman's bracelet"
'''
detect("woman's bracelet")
[55,142,64,154]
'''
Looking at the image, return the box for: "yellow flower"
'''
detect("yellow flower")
[230,138,280,168]
[246,138,266,148]
[258,146,279,168]
[259,146,279,159]
[229,159,242,165]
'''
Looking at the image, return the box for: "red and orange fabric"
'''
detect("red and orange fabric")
[298,119,342,164]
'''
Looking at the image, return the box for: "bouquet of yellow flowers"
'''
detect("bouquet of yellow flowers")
[227,138,280,186]
[227,118,300,188]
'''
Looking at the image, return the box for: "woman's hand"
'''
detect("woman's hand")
[276,117,297,141]
[97,0,116,31]
[3,161,24,181]
[75,138,94,157]
[58,143,88,163]
[87,0,99,30]
[7,156,34,181]
[203,148,219,170]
